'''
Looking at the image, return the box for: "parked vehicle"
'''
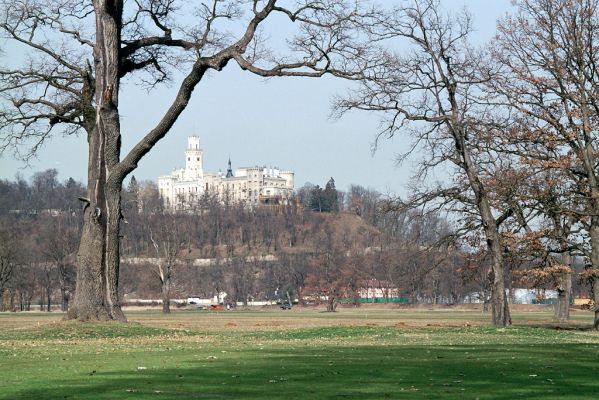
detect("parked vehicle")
[280,300,292,310]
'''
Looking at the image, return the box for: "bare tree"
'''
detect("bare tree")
[227,255,255,306]
[0,228,18,311]
[491,0,599,327]
[149,215,182,313]
[0,0,363,320]
[305,222,352,312]
[13,262,36,311]
[39,263,55,312]
[207,256,225,305]
[336,0,512,325]
[500,168,578,322]
[39,219,79,311]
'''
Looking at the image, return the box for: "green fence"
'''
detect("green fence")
[339,297,410,304]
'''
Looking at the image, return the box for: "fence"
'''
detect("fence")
[339,297,410,304]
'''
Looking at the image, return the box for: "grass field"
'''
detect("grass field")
[1,306,598,399]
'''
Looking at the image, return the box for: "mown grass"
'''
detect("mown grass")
[1,307,598,399]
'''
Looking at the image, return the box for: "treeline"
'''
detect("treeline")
[2,171,588,314]
[0,169,84,214]
[121,185,483,312]
[0,169,84,312]
[0,171,483,312]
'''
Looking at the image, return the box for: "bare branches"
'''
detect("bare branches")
[115,0,363,182]
[333,0,516,325]
[1,0,367,162]
[0,0,95,159]
[486,0,599,278]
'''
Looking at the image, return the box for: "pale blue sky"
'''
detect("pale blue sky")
[0,0,513,195]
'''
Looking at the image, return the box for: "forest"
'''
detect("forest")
[0,170,588,317]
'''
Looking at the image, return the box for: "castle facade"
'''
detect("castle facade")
[158,136,294,210]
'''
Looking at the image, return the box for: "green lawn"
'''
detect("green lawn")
[1,308,598,399]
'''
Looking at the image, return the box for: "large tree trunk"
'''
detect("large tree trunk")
[590,221,599,330]
[487,237,510,326]
[68,0,126,322]
[9,290,15,312]
[161,278,171,314]
[589,222,599,330]
[459,134,511,327]
[46,287,51,312]
[554,252,571,323]
[61,288,69,312]
[68,148,125,321]
[58,265,69,312]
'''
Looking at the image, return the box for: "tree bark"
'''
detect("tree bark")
[46,287,51,312]
[61,288,69,312]
[487,233,510,326]
[554,252,571,322]
[458,132,511,326]
[68,0,126,322]
[590,221,599,330]
[162,279,171,314]
[162,287,171,314]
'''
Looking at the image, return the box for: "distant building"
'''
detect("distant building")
[357,279,400,299]
[463,288,560,305]
[158,136,294,210]
[510,288,558,305]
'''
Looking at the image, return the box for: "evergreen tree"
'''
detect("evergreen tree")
[308,178,339,213]
[323,177,339,213]
[124,176,140,214]
[308,185,324,212]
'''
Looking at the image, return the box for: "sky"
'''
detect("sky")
[0,0,513,196]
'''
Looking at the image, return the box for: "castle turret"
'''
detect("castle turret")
[184,136,203,180]
[280,170,294,190]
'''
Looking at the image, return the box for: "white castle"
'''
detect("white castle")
[158,136,294,210]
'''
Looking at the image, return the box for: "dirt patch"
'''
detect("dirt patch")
[4,303,592,333]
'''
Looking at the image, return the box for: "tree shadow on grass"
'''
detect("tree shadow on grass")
[6,343,599,400]
[526,323,595,332]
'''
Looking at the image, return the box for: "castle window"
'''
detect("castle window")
[197,157,200,161]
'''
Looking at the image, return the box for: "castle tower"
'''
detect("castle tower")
[184,136,203,180]
[226,158,234,178]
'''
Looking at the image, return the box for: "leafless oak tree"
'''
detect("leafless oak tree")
[0,0,364,320]
[0,228,19,310]
[491,0,599,328]
[149,215,181,313]
[336,0,512,325]
[39,219,79,311]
